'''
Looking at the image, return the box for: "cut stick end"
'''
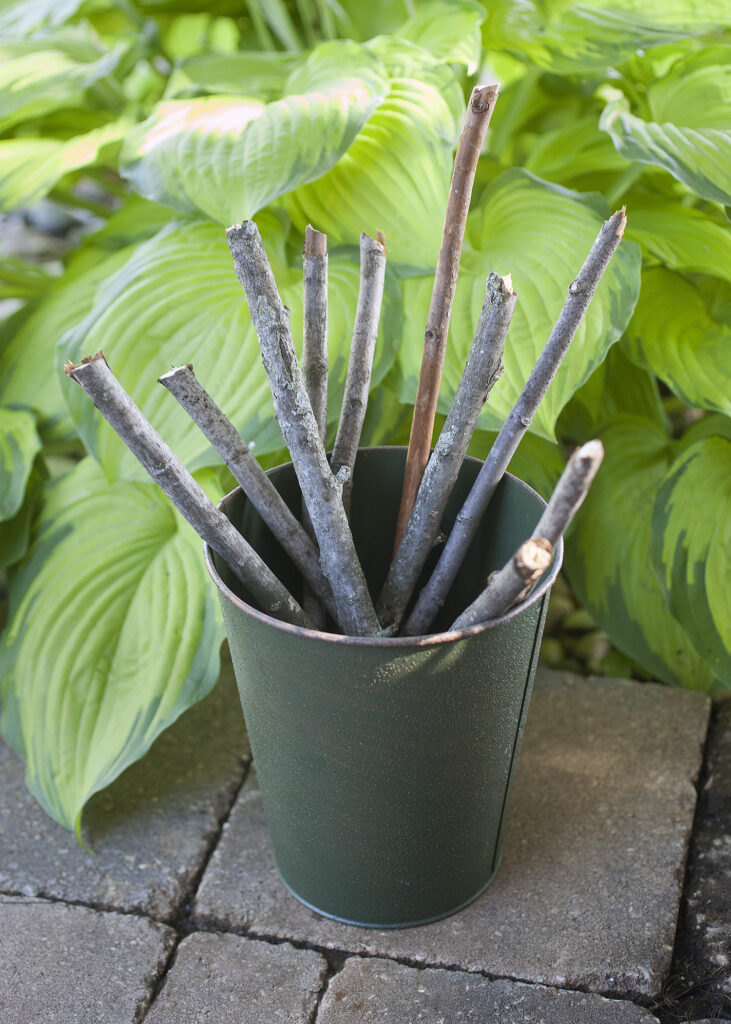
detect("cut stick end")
[515,537,553,577]
[64,350,107,377]
[611,207,627,237]
[471,83,500,113]
[578,438,604,463]
[157,364,194,387]
[487,271,515,299]
[304,224,327,257]
[361,231,386,256]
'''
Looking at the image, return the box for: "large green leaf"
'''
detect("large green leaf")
[120,40,389,224]
[395,0,485,72]
[481,0,728,74]
[0,26,121,132]
[468,428,565,501]
[165,51,302,100]
[0,407,41,521]
[600,50,731,205]
[627,202,731,282]
[399,170,642,439]
[564,415,717,690]
[0,457,224,834]
[0,457,47,572]
[58,217,402,481]
[0,246,134,441]
[525,114,630,190]
[0,121,126,213]
[625,268,731,416]
[558,343,668,441]
[284,38,464,270]
[0,0,87,38]
[652,437,731,686]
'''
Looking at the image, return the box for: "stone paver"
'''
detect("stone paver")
[316,958,660,1023]
[0,652,249,921]
[673,697,731,1018]
[0,895,175,1024]
[144,931,327,1023]
[193,669,710,1000]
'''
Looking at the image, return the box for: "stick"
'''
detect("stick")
[330,231,386,515]
[376,272,514,628]
[65,353,311,629]
[158,363,339,626]
[532,439,604,545]
[449,439,604,630]
[302,225,328,442]
[451,539,553,630]
[301,225,329,628]
[403,209,626,636]
[226,221,381,638]
[394,83,500,550]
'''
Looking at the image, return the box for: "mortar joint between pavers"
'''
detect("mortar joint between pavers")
[135,931,184,1023]
[170,758,253,936]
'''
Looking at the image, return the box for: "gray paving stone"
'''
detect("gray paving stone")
[0,651,249,921]
[193,669,710,1001]
[673,697,731,1018]
[0,895,175,1024]
[144,931,327,1023]
[316,958,660,1023]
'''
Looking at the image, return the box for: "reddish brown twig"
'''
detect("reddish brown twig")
[393,83,500,552]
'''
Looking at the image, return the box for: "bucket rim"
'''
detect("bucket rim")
[204,445,563,647]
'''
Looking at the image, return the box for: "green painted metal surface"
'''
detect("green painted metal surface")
[206,448,562,927]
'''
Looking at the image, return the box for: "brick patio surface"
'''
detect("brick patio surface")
[1,659,728,1023]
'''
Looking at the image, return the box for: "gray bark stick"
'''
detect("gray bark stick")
[158,363,339,626]
[330,231,386,515]
[376,272,515,629]
[532,439,604,545]
[301,225,329,628]
[403,208,626,636]
[450,538,553,630]
[226,221,381,637]
[65,353,311,629]
[394,83,500,548]
[302,225,329,442]
[449,439,604,629]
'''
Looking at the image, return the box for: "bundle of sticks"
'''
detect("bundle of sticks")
[65,85,625,639]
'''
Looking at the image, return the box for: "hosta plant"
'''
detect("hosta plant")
[0,0,729,837]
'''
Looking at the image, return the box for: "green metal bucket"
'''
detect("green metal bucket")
[205,446,562,928]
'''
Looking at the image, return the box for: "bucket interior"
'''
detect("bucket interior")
[214,447,548,635]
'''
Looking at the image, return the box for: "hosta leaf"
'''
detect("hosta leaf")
[468,428,565,501]
[525,115,630,189]
[625,268,731,416]
[0,246,134,441]
[399,170,642,439]
[626,202,731,283]
[564,415,716,691]
[481,0,729,74]
[58,218,402,481]
[0,27,121,132]
[0,407,41,521]
[0,457,47,572]
[0,121,127,213]
[395,0,485,72]
[120,40,388,224]
[0,258,60,301]
[600,52,731,205]
[558,343,668,441]
[0,0,86,38]
[285,39,464,270]
[0,457,224,833]
[652,437,731,685]
[165,51,302,100]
